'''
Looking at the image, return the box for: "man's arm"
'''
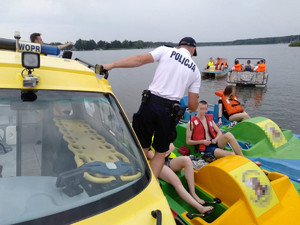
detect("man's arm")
[103,53,154,71]
[58,41,73,50]
[187,92,198,112]
[211,121,223,143]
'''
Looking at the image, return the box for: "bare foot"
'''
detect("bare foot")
[191,193,205,205]
[199,206,213,216]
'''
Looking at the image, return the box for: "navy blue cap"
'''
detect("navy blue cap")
[178,37,197,56]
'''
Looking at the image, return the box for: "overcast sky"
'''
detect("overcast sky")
[1,0,300,44]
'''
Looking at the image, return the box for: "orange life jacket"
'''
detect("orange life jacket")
[256,64,266,72]
[215,90,244,116]
[233,63,242,71]
[191,114,217,152]
[215,90,223,97]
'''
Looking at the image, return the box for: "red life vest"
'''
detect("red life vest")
[191,114,217,151]
[233,63,242,71]
[215,90,244,116]
[256,64,266,71]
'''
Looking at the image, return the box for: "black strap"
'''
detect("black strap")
[229,98,241,106]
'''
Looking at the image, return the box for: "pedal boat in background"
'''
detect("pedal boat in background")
[200,58,230,79]
[227,58,268,87]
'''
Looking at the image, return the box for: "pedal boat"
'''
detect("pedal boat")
[200,58,229,79]
[160,155,300,225]
[175,96,300,194]
[226,58,268,87]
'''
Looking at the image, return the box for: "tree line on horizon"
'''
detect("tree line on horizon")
[50,35,300,51]
[50,39,176,51]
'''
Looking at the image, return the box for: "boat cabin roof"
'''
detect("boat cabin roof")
[0,41,112,93]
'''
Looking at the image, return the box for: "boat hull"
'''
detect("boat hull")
[201,68,229,79]
[227,71,268,87]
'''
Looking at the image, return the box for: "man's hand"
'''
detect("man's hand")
[211,138,217,144]
[203,139,211,146]
[103,63,113,71]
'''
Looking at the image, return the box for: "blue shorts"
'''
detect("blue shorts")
[205,144,218,154]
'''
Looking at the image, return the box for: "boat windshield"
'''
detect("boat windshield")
[0,89,149,225]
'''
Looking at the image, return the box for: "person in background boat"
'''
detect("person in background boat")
[215,57,221,70]
[255,61,260,69]
[231,59,242,71]
[148,143,214,216]
[186,100,245,159]
[254,59,266,72]
[242,60,254,71]
[206,57,214,69]
[220,61,228,71]
[217,85,250,126]
[103,37,200,178]
[30,33,73,50]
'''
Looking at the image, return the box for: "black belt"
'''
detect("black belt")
[149,93,179,108]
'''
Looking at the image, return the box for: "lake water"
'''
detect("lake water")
[72,44,300,134]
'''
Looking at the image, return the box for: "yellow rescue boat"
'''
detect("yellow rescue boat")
[0,36,175,225]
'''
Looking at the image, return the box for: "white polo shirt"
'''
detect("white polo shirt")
[148,46,201,101]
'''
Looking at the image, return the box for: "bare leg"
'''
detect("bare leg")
[214,148,234,158]
[229,111,250,122]
[217,132,244,156]
[170,156,205,205]
[143,147,150,159]
[149,151,166,178]
[215,134,262,166]
[159,165,213,214]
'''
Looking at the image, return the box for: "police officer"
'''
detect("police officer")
[103,37,201,178]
